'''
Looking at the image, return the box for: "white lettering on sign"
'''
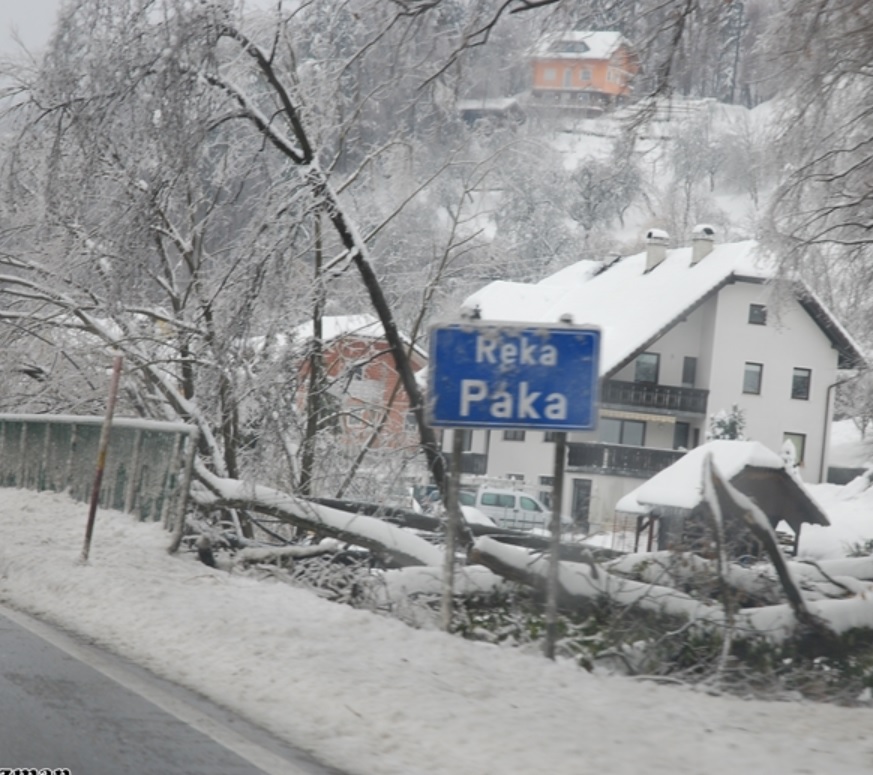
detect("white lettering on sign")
[460,380,488,416]
[459,379,568,421]
[475,334,558,367]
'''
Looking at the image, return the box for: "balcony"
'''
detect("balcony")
[601,379,708,415]
[568,442,684,479]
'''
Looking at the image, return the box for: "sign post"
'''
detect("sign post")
[428,321,600,649]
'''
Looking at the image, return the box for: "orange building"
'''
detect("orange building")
[530,31,639,114]
[294,314,427,448]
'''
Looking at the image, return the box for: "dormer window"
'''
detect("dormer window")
[749,304,767,325]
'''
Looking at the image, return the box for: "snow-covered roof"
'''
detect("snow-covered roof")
[616,440,785,514]
[535,259,603,287]
[457,97,521,112]
[249,314,426,360]
[532,30,630,61]
[463,240,865,375]
[293,313,384,343]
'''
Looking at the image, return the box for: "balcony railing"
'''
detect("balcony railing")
[601,379,709,415]
[568,442,684,479]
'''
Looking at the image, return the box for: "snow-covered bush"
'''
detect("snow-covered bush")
[708,404,746,440]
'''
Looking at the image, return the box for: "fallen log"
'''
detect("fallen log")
[471,536,723,623]
[473,535,873,646]
[234,544,337,568]
[606,550,784,606]
[191,467,443,568]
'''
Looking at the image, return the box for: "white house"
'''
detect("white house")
[445,227,864,532]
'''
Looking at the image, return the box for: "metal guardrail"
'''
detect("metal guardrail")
[0,414,196,522]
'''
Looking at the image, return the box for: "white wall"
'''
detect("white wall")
[486,429,558,486]
[704,282,838,483]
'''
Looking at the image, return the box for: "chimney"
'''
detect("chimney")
[691,224,716,265]
[645,228,669,272]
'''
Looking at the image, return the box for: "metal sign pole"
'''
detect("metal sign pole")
[544,431,567,659]
[440,429,464,631]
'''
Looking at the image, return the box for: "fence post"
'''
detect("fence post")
[167,427,198,555]
[123,429,143,516]
[81,356,124,563]
[0,420,6,485]
[161,432,184,529]
[39,422,51,491]
[17,422,27,487]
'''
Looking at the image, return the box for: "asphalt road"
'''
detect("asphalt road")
[0,605,345,775]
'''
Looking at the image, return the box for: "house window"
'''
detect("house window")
[503,430,526,441]
[743,362,763,395]
[457,429,473,451]
[749,304,767,325]
[346,409,367,428]
[580,67,592,81]
[563,68,574,87]
[783,432,806,465]
[634,352,660,384]
[506,473,525,482]
[572,479,592,530]
[792,368,811,400]
[673,421,690,450]
[543,431,558,442]
[682,356,697,388]
[601,417,645,446]
[543,67,557,82]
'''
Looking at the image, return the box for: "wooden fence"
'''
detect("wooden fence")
[0,414,196,523]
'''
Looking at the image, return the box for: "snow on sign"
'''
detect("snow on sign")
[427,322,600,430]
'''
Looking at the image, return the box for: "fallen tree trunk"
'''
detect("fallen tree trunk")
[606,550,785,606]
[191,466,443,568]
[471,536,724,624]
[472,536,873,645]
[309,498,443,532]
[234,544,336,568]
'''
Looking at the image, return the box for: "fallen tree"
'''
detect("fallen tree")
[471,457,873,649]
[189,465,443,568]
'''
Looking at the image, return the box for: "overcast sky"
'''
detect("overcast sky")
[1,0,63,55]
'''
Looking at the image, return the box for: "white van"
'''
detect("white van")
[458,487,560,532]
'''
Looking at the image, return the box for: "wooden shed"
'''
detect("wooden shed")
[615,440,830,557]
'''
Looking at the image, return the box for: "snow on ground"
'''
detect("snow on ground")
[2,487,873,774]
[830,418,873,468]
[792,421,873,559]
[798,482,873,560]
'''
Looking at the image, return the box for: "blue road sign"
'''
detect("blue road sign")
[427,322,600,430]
